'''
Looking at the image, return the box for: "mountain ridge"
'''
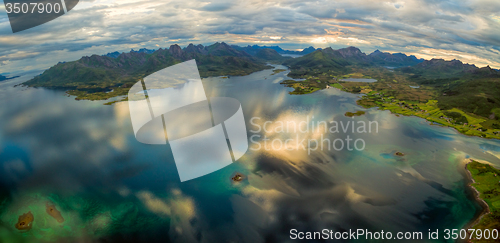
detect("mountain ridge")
[231,45,321,56]
[23,43,499,109]
[23,42,273,100]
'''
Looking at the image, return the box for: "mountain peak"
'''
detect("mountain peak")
[415,58,478,73]
[205,42,250,57]
[337,46,365,58]
[169,44,183,57]
[185,43,207,54]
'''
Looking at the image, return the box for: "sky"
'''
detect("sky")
[1,0,500,75]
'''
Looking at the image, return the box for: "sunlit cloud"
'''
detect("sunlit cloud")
[0,0,500,74]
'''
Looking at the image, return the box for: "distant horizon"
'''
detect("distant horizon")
[4,41,496,77]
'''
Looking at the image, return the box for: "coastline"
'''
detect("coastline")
[26,65,276,103]
[353,98,500,140]
[462,159,491,241]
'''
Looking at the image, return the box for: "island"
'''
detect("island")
[394,151,405,156]
[231,173,245,182]
[272,69,287,75]
[345,111,366,117]
[466,160,500,242]
[0,74,19,82]
[46,203,65,223]
[280,79,324,95]
[15,211,34,231]
[21,44,500,139]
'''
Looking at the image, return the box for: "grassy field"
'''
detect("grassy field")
[282,66,500,139]
[467,161,500,242]
[356,93,500,139]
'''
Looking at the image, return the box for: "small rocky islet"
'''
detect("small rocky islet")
[231,173,245,182]
[15,211,34,231]
[14,203,65,231]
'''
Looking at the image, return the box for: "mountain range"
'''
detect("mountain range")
[25,43,427,93]
[17,42,500,138]
[105,48,156,58]
[22,42,499,118]
[231,45,320,56]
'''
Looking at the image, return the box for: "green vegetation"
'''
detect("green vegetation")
[444,111,468,124]
[281,80,326,95]
[356,95,500,139]
[283,46,422,78]
[0,74,18,82]
[467,160,500,242]
[23,43,272,101]
[68,87,130,101]
[272,69,287,75]
[437,77,500,119]
[344,111,366,117]
[280,79,323,95]
[103,97,128,105]
[338,72,372,79]
[330,83,343,89]
[23,44,500,139]
[283,48,349,78]
[280,47,500,140]
[399,60,500,119]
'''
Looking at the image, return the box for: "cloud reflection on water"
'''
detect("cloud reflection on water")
[1,68,500,242]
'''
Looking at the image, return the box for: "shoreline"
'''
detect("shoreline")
[462,159,491,235]
[22,63,275,102]
[337,86,500,140]
[362,101,500,141]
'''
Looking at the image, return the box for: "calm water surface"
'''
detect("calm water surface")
[0,65,499,242]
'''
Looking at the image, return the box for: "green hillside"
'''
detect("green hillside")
[283,48,349,77]
[255,48,291,63]
[467,161,500,243]
[23,43,271,100]
[279,47,500,139]
[21,43,500,138]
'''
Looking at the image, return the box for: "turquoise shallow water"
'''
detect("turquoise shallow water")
[0,66,499,242]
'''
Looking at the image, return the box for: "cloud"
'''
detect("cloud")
[1,0,500,74]
[200,1,234,12]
